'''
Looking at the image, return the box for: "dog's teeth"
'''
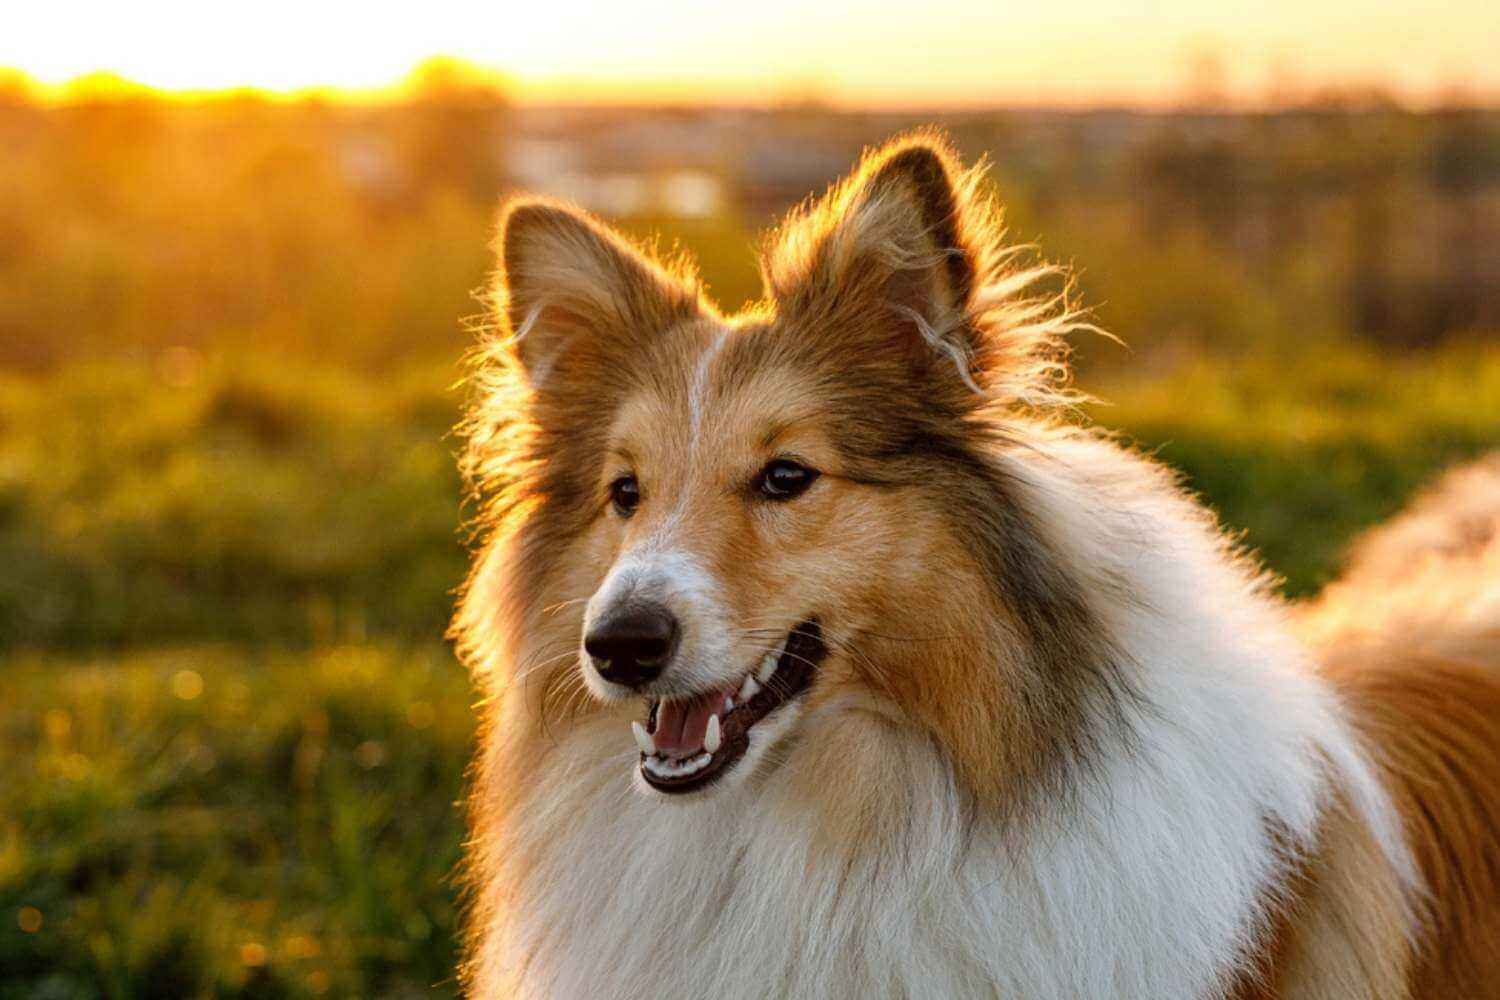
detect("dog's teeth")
[757,652,778,684]
[739,674,760,701]
[673,752,710,776]
[704,714,721,754]
[724,695,734,713]
[631,721,655,756]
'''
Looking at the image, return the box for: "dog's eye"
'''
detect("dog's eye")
[757,460,819,501]
[610,475,640,516]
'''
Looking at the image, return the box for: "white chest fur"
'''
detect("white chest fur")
[477,667,1383,1000]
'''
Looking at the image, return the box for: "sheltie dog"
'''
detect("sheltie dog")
[451,133,1500,998]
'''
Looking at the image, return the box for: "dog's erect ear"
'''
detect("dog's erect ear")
[497,200,699,387]
[764,136,982,386]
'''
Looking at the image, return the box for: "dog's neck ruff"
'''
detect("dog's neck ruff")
[470,436,1411,999]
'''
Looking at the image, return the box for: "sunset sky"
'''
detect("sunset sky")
[5,0,1498,107]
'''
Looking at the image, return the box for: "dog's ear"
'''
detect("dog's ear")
[497,200,699,388]
[764,136,982,388]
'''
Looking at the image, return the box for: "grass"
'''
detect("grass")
[2,643,470,999]
[1085,343,1500,592]
[0,359,467,650]
[3,342,1497,997]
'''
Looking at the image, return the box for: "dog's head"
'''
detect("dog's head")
[462,134,1117,803]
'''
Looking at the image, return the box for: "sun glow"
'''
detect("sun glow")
[5,0,1498,107]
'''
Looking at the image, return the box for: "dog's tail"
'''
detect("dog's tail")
[1299,454,1500,996]
[1301,452,1500,662]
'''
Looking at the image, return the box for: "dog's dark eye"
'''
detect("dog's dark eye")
[757,459,819,501]
[610,475,640,516]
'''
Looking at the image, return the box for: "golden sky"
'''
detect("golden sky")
[5,0,1497,106]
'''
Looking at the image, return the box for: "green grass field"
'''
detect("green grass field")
[3,644,468,999]
[4,344,1498,998]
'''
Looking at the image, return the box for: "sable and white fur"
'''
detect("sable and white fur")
[452,133,1500,999]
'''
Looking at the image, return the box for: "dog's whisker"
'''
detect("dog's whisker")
[542,596,591,616]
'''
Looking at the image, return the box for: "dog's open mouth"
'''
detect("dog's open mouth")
[631,619,826,794]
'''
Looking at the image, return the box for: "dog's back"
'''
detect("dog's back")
[1297,454,1500,997]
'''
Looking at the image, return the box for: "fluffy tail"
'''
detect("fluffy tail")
[1301,453,1500,997]
[1301,452,1500,662]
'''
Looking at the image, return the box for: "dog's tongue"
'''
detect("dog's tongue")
[653,687,729,758]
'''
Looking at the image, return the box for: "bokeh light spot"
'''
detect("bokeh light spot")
[171,669,204,700]
[355,740,388,768]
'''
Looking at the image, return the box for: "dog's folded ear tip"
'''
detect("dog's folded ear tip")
[490,195,702,382]
[870,141,953,180]
[499,198,593,249]
[865,149,967,236]
[862,133,961,188]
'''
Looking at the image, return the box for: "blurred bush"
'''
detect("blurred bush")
[1087,342,1500,590]
[0,359,465,650]
[0,79,505,370]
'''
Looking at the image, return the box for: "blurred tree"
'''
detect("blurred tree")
[0,67,36,106]
[399,56,512,203]
[1430,109,1500,336]
[1137,127,1244,245]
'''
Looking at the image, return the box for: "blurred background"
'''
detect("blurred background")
[3,2,1498,996]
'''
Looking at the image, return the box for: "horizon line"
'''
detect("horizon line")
[4,62,1497,115]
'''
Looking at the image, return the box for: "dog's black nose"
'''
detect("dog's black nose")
[584,604,679,688]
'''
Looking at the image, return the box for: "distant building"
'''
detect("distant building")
[506,107,853,222]
[507,123,725,218]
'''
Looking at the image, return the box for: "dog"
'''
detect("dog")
[450,133,1500,998]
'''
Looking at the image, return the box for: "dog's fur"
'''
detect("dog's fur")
[451,133,1500,999]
